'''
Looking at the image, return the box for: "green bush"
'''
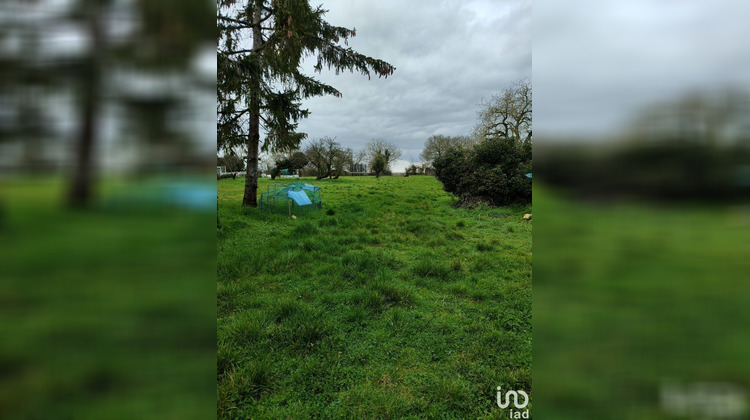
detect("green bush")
[372,155,387,178]
[405,164,419,177]
[433,138,531,206]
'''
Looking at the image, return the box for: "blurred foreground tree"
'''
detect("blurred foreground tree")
[0,8,57,171]
[0,0,214,208]
[217,0,394,207]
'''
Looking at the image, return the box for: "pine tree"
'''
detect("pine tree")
[217,0,395,207]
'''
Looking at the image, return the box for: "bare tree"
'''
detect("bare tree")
[475,79,532,144]
[304,139,328,177]
[331,147,352,178]
[421,134,472,164]
[351,149,368,173]
[365,138,401,170]
[304,137,347,179]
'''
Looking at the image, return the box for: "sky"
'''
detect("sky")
[293,0,531,171]
[533,0,750,140]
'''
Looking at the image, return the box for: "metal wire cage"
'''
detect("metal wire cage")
[258,182,322,215]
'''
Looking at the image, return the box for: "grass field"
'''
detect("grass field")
[0,178,216,419]
[533,186,750,419]
[217,175,532,418]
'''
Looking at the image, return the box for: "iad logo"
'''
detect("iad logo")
[661,382,747,420]
[497,386,530,418]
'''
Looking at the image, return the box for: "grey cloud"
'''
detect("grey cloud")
[534,0,750,138]
[295,0,530,162]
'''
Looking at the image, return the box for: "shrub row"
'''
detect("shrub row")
[535,142,750,201]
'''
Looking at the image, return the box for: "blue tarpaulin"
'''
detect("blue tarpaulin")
[259,182,322,214]
[287,190,313,206]
[302,183,319,192]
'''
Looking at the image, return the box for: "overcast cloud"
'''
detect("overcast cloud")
[534,0,750,139]
[292,0,530,170]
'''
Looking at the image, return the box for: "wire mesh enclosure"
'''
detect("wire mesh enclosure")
[259,182,322,215]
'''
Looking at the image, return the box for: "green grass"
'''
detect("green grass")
[217,176,532,418]
[0,177,216,419]
[533,185,750,419]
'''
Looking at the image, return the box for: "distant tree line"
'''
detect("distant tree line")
[216,137,403,180]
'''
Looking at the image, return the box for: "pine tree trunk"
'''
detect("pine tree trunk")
[242,3,263,207]
[242,111,259,207]
[67,2,101,208]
